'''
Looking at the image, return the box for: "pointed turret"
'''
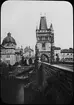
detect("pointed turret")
[36,25,38,31]
[50,23,54,32]
[39,16,47,30]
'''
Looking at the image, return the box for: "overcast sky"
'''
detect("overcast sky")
[1,1,73,51]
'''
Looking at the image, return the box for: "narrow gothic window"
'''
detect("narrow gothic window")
[45,36,48,40]
[42,43,45,49]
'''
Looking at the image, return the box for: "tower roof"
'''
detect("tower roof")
[39,16,47,30]
[24,46,34,53]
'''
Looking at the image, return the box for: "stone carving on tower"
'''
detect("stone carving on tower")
[36,16,54,63]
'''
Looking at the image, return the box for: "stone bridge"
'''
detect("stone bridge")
[34,60,73,104]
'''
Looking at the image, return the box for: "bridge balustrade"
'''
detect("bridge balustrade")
[37,61,73,103]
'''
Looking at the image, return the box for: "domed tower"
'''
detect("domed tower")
[1,32,17,65]
[36,16,54,63]
[2,32,16,48]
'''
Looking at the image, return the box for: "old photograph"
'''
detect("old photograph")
[1,0,73,104]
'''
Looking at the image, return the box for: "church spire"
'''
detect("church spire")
[39,16,47,30]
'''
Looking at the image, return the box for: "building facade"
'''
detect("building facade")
[23,46,35,65]
[61,48,74,62]
[54,47,74,62]
[1,32,17,65]
[54,47,61,62]
[15,47,23,63]
[36,16,54,62]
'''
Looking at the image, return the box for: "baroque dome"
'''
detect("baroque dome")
[2,32,16,45]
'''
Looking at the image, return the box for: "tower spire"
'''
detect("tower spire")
[50,23,54,32]
[50,23,53,31]
[39,16,47,30]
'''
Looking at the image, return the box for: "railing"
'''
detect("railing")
[37,61,73,103]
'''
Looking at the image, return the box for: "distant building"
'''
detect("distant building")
[1,32,17,65]
[15,47,23,63]
[61,48,74,62]
[23,46,35,65]
[54,47,74,62]
[1,32,23,65]
[54,47,61,62]
[36,16,54,62]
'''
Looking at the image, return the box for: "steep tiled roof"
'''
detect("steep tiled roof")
[39,16,47,30]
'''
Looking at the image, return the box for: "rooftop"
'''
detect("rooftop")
[54,46,61,50]
[24,46,34,53]
[61,48,74,53]
[2,32,16,46]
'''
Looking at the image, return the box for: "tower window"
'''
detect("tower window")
[7,55,10,58]
[45,36,48,40]
[39,36,42,40]
[42,43,45,48]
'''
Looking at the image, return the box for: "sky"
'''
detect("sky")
[1,1,73,51]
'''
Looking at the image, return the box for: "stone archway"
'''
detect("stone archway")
[41,54,49,63]
[29,58,32,65]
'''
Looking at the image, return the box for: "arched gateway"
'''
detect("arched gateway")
[41,54,49,63]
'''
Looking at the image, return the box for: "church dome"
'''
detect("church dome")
[2,32,16,45]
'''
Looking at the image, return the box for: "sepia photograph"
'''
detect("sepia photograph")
[0,0,73,104]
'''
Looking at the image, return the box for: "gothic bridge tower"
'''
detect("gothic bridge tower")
[36,16,54,63]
